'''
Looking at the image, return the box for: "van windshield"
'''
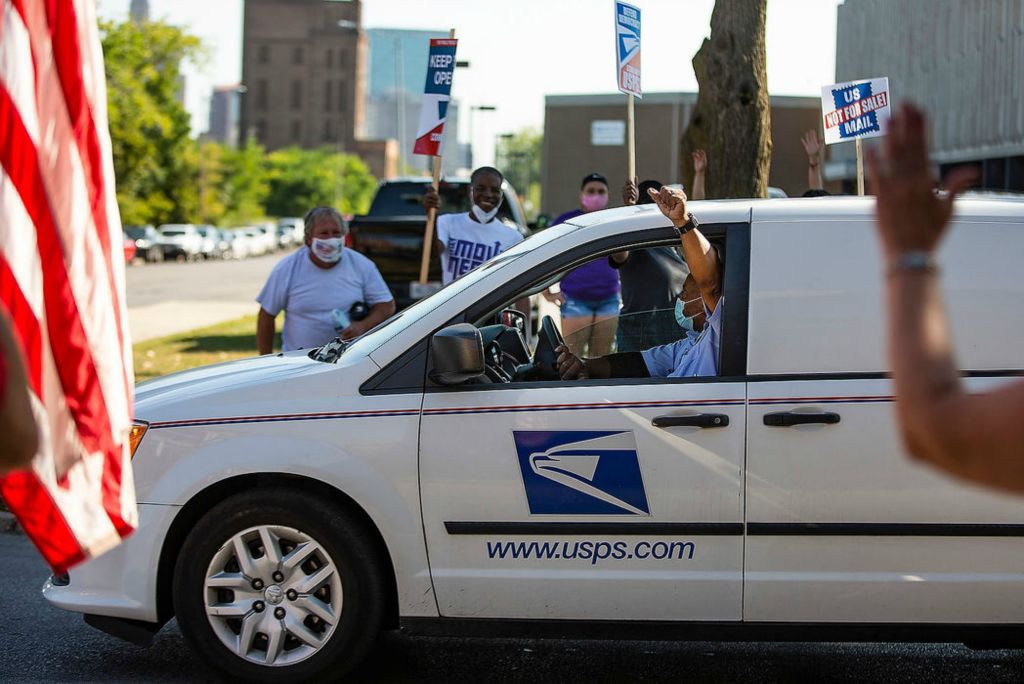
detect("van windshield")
[315,221,581,363]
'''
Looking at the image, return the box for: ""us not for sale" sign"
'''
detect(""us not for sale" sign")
[820,77,891,145]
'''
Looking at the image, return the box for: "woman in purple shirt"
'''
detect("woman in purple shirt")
[542,172,620,356]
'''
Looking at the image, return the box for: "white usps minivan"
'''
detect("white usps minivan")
[44,197,1024,681]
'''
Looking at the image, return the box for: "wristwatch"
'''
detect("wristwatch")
[675,213,699,237]
[888,250,937,276]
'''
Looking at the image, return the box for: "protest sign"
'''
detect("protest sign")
[615,1,642,98]
[413,38,458,157]
[615,1,641,179]
[414,34,458,283]
[821,77,892,195]
[821,77,891,145]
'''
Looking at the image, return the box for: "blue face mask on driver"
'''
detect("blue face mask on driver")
[674,296,702,333]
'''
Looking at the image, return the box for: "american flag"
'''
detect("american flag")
[0,0,137,572]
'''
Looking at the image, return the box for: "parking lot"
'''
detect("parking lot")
[123,220,304,266]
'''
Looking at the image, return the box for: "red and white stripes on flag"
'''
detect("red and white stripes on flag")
[0,0,137,573]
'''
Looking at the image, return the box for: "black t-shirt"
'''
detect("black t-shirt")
[609,246,688,314]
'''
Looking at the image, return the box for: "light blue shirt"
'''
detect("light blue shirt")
[640,297,723,378]
[257,247,393,351]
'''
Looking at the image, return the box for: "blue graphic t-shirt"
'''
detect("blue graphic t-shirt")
[436,212,524,284]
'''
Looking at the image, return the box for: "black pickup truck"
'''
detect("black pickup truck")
[348,177,530,309]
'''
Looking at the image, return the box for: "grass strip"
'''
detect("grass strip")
[133,314,280,383]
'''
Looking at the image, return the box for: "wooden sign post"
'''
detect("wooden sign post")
[414,29,458,285]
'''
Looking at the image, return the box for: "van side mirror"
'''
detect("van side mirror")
[492,308,526,334]
[429,323,485,385]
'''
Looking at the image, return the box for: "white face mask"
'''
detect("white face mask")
[470,189,503,223]
[311,237,344,264]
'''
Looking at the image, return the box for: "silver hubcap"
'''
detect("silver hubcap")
[204,524,343,667]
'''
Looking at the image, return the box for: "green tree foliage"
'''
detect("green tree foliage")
[100,19,204,225]
[264,147,376,218]
[221,138,269,225]
[495,128,542,218]
[101,19,374,226]
[194,141,227,225]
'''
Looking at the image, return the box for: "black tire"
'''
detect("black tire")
[173,489,388,682]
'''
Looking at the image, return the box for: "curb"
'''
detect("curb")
[0,511,21,535]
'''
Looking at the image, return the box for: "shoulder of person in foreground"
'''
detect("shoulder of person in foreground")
[262,247,306,288]
[269,245,305,275]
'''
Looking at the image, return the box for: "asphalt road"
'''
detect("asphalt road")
[123,252,290,341]
[125,252,286,309]
[4,533,1024,683]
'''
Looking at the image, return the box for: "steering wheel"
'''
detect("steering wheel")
[531,315,565,380]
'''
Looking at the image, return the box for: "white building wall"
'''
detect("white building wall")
[833,0,1024,174]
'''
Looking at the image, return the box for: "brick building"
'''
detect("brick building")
[240,0,366,154]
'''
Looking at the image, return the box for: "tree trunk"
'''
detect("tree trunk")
[682,0,771,199]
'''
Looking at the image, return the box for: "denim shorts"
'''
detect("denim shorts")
[560,294,621,318]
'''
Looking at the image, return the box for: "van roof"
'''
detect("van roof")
[565,196,1024,233]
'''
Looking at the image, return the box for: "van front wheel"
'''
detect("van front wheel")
[172,489,386,682]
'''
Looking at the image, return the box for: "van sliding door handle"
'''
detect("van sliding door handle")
[652,413,730,429]
[763,411,841,427]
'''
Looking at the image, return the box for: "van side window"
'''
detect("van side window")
[478,243,724,383]
[556,246,721,380]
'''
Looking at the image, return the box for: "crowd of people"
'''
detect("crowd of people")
[252,131,829,361]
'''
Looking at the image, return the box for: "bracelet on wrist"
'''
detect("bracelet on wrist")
[887,251,938,276]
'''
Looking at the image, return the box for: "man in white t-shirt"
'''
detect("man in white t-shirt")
[256,207,395,353]
[423,166,525,284]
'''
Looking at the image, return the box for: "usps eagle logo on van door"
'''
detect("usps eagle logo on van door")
[512,431,650,515]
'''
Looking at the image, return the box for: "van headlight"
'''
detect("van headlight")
[128,421,149,459]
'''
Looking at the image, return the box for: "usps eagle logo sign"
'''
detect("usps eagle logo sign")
[615,1,642,98]
[513,431,650,515]
[413,38,458,157]
[821,77,891,145]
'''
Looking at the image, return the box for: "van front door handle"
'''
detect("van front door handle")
[763,411,841,427]
[652,413,730,429]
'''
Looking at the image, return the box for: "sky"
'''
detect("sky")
[96,0,844,166]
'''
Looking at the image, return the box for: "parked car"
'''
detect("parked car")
[241,227,269,256]
[195,225,223,260]
[220,229,251,260]
[156,224,203,261]
[277,217,304,250]
[255,223,279,254]
[349,177,530,308]
[44,197,1024,681]
[122,233,136,264]
[124,225,164,263]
